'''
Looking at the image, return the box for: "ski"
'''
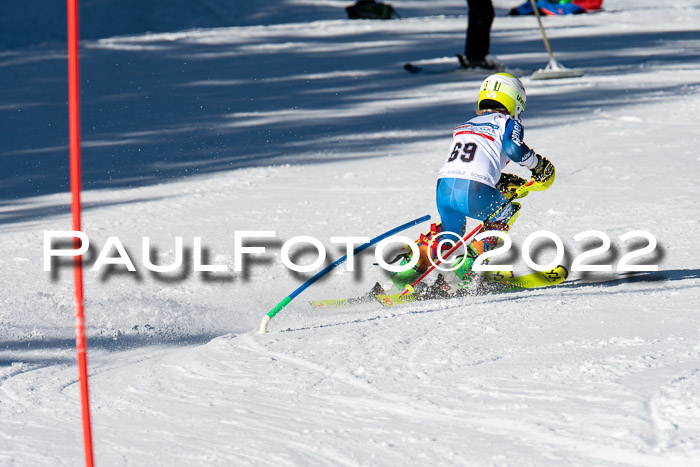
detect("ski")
[309,266,568,309]
[309,283,385,309]
[482,265,568,289]
[309,295,374,309]
[404,62,493,75]
[375,266,569,307]
[404,62,464,74]
[404,55,507,75]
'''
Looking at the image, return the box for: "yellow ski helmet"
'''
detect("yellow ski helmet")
[477,73,527,120]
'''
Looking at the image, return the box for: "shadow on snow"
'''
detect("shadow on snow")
[1,17,697,217]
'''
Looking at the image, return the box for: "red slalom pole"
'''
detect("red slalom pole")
[67,0,95,465]
[401,180,535,296]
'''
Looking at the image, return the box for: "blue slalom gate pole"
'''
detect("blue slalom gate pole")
[259,214,430,333]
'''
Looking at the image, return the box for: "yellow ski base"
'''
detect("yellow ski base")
[376,266,568,307]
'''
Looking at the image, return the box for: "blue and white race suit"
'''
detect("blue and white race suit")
[436,112,538,237]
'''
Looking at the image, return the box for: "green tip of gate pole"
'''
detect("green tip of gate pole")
[259,296,291,334]
[268,297,292,320]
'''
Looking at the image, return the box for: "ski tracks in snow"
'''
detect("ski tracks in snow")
[648,368,700,458]
[222,305,699,466]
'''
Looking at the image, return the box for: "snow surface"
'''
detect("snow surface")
[1,0,700,465]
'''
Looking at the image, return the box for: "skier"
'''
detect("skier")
[391,72,555,291]
[459,0,501,70]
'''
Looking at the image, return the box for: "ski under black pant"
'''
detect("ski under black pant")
[465,0,494,61]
